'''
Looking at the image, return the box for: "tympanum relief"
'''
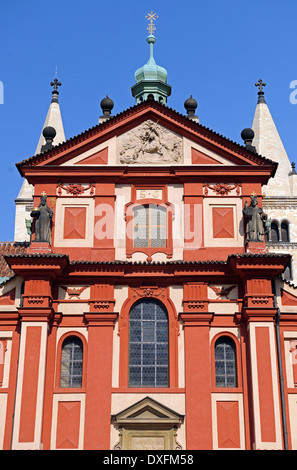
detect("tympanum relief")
[117,120,183,164]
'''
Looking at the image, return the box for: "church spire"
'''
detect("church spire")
[131,12,171,104]
[14,75,66,242]
[35,74,65,154]
[251,79,292,196]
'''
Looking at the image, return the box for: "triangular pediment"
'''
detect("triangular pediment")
[16,100,276,174]
[113,397,183,425]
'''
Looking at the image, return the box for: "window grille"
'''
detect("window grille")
[60,336,83,388]
[133,205,166,248]
[215,336,237,388]
[129,299,169,387]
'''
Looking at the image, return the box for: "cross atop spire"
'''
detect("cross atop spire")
[50,77,62,103]
[145,11,158,36]
[255,79,266,93]
[255,79,266,103]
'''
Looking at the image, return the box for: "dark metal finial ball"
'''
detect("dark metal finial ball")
[100,95,114,111]
[42,126,56,140]
[184,95,198,111]
[241,128,254,142]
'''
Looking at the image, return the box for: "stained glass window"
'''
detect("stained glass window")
[60,336,83,388]
[129,299,169,387]
[215,336,237,388]
[133,205,166,248]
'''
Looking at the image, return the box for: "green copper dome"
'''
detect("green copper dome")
[131,35,171,104]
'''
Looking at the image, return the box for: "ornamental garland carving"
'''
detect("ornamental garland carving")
[57,183,95,196]
[204,183,241,196]
[131,287,166,300]
[117,120,182,164]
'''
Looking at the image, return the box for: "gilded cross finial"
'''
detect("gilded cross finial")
[146,11,158,35]
[255,79,266,93]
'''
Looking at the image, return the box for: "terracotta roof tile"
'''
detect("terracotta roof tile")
[0,242,29,279]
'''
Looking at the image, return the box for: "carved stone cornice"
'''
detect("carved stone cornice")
[266,242,297,250]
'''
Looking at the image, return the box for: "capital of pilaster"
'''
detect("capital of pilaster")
[18,306,55,323]
[179,312,214,326]
[84,311,118,327]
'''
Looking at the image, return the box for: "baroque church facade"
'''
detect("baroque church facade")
[0,25,297,451]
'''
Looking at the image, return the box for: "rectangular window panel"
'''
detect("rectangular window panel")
[133,206,148,247]
[142,321,155,342]
[133,205,166,248]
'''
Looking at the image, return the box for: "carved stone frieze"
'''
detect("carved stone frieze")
[209,285,237,298]
[204,183,241,196]
[57,183,95,196]
[60,286,88,299]
[117,120,182,164]
[131,286,166,300]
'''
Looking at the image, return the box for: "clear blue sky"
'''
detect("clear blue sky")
[0,0,296,241]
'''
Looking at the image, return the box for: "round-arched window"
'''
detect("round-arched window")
[60,336,83,388]
[129,299,169,388]
[214,336,237,388]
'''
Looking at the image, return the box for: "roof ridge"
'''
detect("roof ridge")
[16,99,276,170]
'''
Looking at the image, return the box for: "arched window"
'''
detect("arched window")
[129,299,169,388]
[60,336,83,388]
[133,205,166,248]
[215,336,237,388]
[270,222,279,242]
[281,222,289,242]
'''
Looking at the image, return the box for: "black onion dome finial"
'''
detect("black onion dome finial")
[100,95,114,118]
[184,95,198,116]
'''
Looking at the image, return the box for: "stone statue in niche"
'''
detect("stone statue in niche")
[117,120,182,164]
[242,194,267,242]
[31,194,53,243]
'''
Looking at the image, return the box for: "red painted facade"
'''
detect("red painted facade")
[0,99,295,450]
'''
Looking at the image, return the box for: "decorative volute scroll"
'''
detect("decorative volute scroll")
[117,120,182,164]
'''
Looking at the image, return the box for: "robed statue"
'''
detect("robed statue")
[243,194,267,242]
[31,194,53,243]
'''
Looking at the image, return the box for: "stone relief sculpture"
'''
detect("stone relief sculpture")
[243,194,268,243]
[31,194,53,243]
[117,120,182,164]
